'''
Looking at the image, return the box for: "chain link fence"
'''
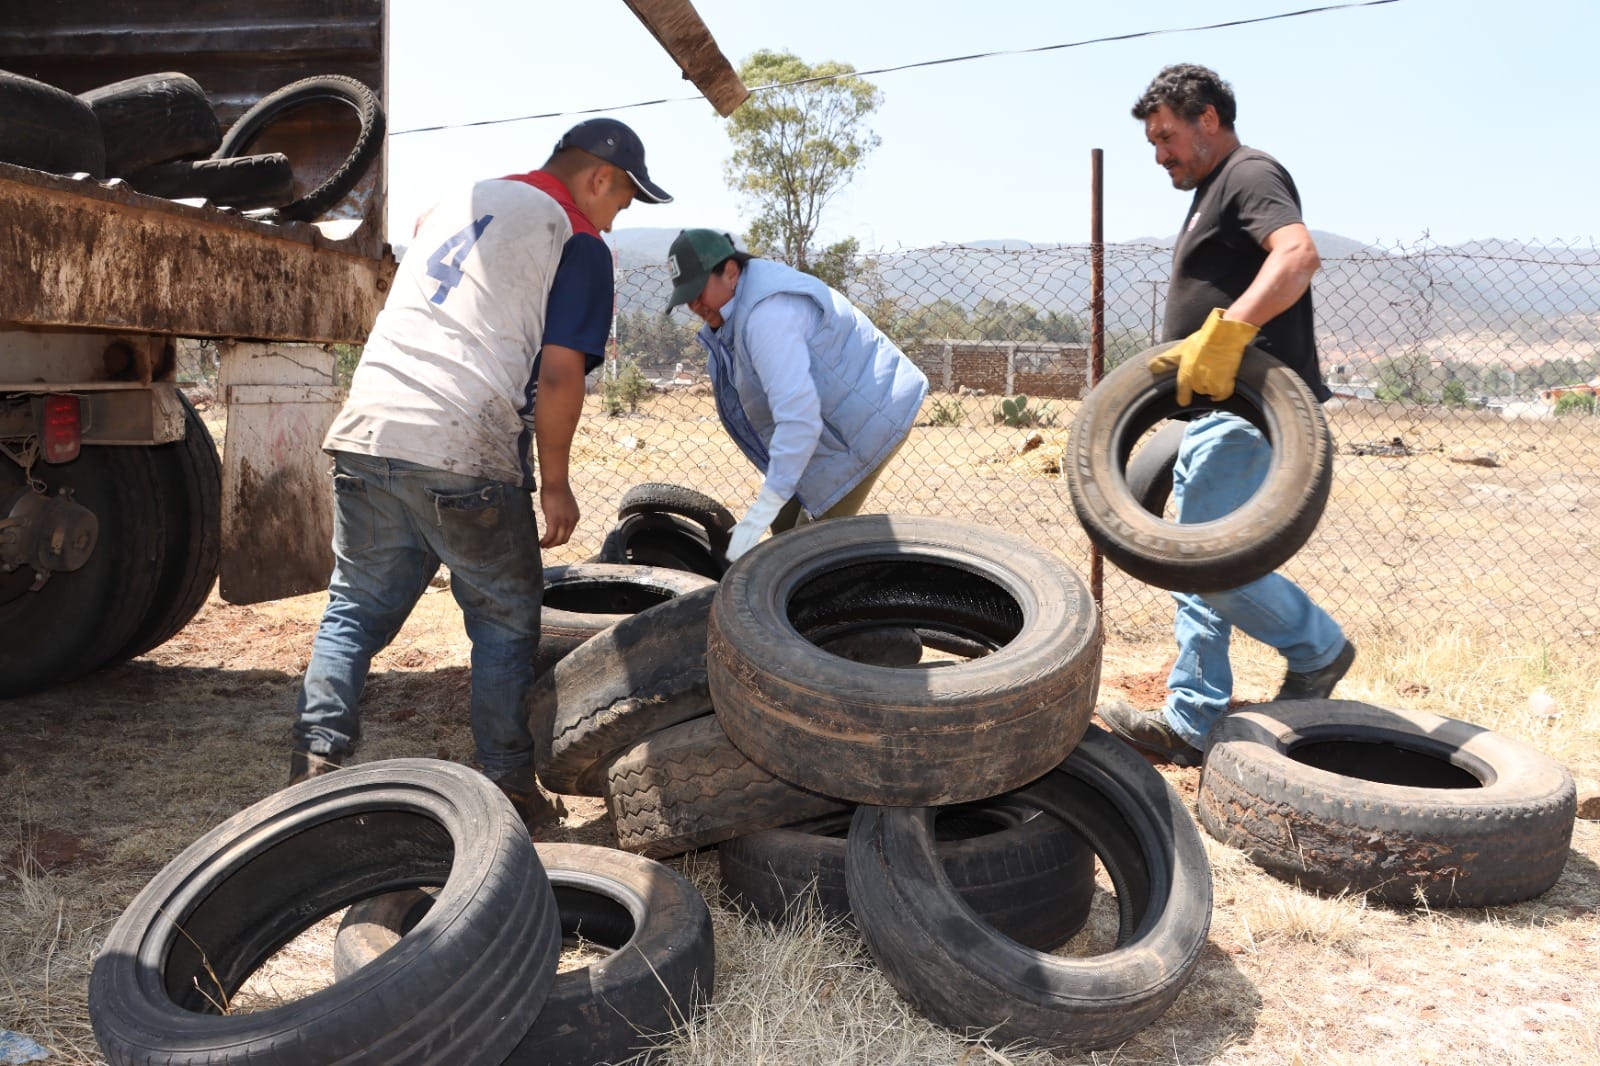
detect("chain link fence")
[573,236,1600,650]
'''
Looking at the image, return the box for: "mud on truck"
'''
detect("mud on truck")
[0,0,746,698]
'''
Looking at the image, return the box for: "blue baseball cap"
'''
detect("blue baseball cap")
[554,118,672,204]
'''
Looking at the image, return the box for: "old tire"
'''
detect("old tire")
[605,714,849,858]
[845,725,1214,1052]
[79,72,221,175]
[1124,419,1186,515]
[718,791,1096,949]
[123,153,295,209]
[333,843,714,1066]
[217,74,384,223]
[0,444,166,698]
[707,514,1102,805]
[618,481,734,547]
[536,562,716,676]
[1198,699,1577,906]
[598,511,725,579]
[1066,342,1333,592]
[0,69,105,176]
[88,759,560,1066]
[533,586,717,797]
[112,395,222,662]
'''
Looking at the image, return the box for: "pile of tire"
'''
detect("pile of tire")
[87,759,715,1066]
[0,69,382,222]
[530,512,1217,1052]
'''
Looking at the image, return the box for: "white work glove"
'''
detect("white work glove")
[725,485,789,563]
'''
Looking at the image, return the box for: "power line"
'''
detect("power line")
[392,0,1401,137]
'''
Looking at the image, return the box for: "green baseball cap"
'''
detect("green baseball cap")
[666,228,738,311]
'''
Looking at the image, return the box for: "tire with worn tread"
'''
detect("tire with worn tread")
[88,759,560,1066]
[605,714,849,858]
[708,514,1102,805]
[718,792,1096,948]
[0,69,105,176]
[533,586,716,797]
[334,843,714,1066]
[216,74,384,222]
[1198,699,1577,906]
[1066,341,1333,592]
[536,562,715,676]
[619,481,736,538]
[598,510,724,578]
[79,73,220,175]
[124,153,294,208]
[845,726,1214,1051]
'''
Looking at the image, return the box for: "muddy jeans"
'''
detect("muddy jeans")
[292,452,543,778]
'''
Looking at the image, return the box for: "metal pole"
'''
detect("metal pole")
[1089,148,1105,610]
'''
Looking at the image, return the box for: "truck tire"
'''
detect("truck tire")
[597,510,725,578]
[0,69,105,177]
[112,395,222,662]
[217,74,384,223]
[707,515,1102,805]
[0,444,166,698]
[333,843,715,1066]
[536,562,715,676]
[845,726,1214,1052]
[718,792,1096,949]
[1198,699,1578,906]
[78,72,221,176]
[605,714,849,858]
[534,586,716,797]
[1066,342,1333,592]
[88,759,560,1066]
[123,153,294,209]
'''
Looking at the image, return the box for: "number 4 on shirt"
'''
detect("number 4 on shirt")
[426,214,495,304]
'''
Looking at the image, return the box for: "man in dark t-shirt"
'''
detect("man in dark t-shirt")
[1097,64,1353,766]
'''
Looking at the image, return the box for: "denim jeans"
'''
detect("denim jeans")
[293,452,543,778]
[1162,413,1345,748]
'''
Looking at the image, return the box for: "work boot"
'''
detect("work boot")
[288,750,342,787]
[1275,640,1357,702]
[1096,698,1204,768]
[488,767,568,838]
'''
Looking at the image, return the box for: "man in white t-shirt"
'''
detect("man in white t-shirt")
[288,118,671,834]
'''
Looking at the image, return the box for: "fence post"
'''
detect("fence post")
[1089,148,1105,609]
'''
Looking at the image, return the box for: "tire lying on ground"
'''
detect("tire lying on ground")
[334,843,715,1066]
[533,586,717,797]
[1198,699,1577,906]
[707,514,1102,805]
[78,72,221,176]
[0,69,105,176]
[536,562,715,676]
[605,714,849,858]
[88,759,560,1066]
[845,726,1214,1052]
[1066,341,1333,592]
[718,790,1096,949]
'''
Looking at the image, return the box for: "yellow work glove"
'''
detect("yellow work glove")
[1148,308,1260,405]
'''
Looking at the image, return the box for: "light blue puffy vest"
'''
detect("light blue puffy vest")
[698,259,928,515]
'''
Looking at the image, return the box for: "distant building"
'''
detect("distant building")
[913,340,1091,399]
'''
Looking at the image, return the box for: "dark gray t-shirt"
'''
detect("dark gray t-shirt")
[1163,145,1328,400]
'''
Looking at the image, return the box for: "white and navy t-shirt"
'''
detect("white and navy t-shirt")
[324,170,612,487]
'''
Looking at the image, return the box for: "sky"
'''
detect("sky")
[386,0,1598,252]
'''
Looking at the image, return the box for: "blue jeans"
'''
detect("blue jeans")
[1162,413,1344,748]
[292,452,543,778]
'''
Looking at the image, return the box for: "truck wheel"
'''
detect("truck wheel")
[707,515,1103,805]
[534,586,716,797]
[123,153,294,209]
[1066,342,1333,592]
[88,759,560,1066]
[334,843,715,1066]
[718,791,1096,949]
[536,563,715,676]
[0,445,165,698]
[605,714,849,858]
[1199,699,1578,906]
[113,394,222,662]
[78,72,221,176]
[0,70,105,177]
[845,726,1214,1051]
[217,74,384,223]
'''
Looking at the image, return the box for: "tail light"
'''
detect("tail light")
[42,394,82,463]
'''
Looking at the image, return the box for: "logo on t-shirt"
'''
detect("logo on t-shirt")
[668,254,681,280]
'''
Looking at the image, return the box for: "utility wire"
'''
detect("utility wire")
[392,0,1400,137]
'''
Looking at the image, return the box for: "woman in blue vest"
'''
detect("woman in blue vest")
[666,228,929,561]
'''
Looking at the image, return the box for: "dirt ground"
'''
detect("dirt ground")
[3,394,1598,1064]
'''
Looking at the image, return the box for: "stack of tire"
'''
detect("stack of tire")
[0,68,382,222]
[87,760,716,1066]
[529,512,1217,1052]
